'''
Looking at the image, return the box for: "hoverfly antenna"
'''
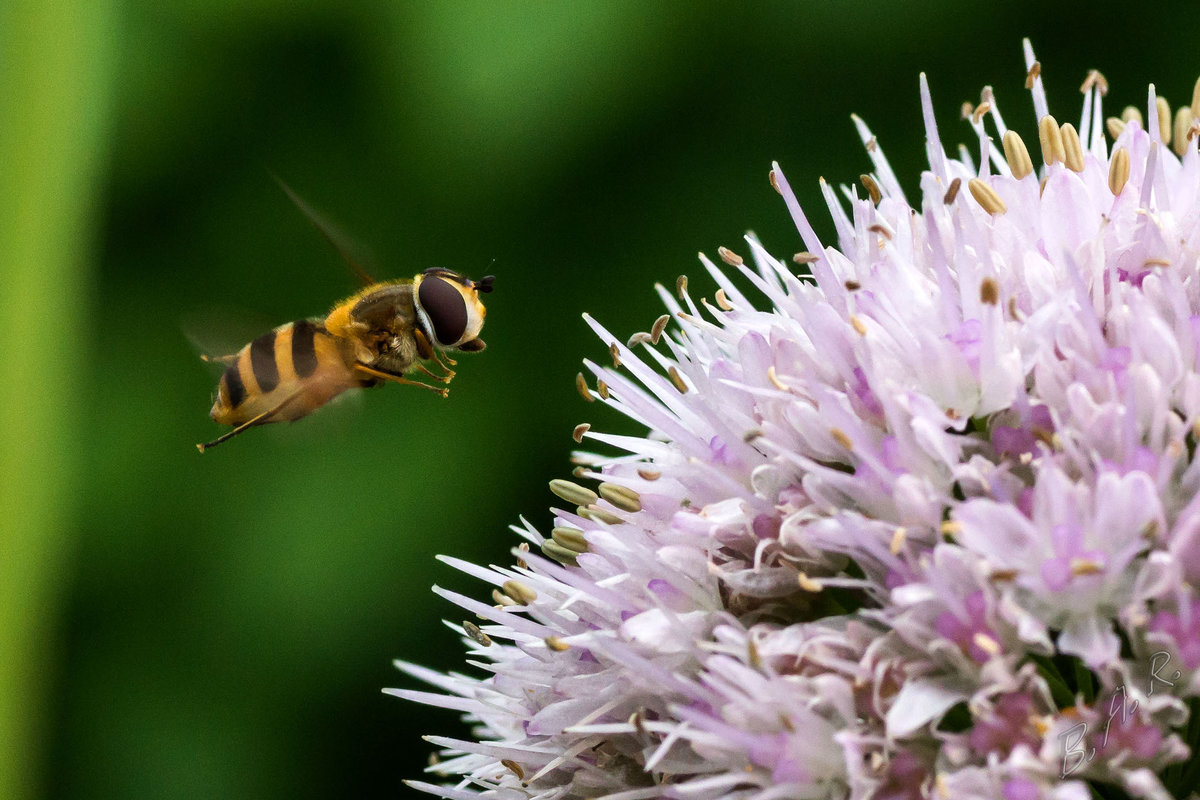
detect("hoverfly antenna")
[476,275,495,294]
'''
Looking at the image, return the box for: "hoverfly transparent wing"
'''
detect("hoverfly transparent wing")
[270,173,379,287]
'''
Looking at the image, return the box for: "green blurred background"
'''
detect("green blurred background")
[4,1,1200,798]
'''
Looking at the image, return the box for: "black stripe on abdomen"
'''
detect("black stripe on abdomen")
[292,319,320,378]
[222,363,247,409]
[250,329,280,393]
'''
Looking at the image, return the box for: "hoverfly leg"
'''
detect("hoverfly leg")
[197,389,303,453]
[415,362,453,384]
[200,352,240,365]
[354,364,449,398]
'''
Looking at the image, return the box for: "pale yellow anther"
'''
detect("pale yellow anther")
[798,573,824,592]
[1002,130,1034,180]
[1174,107,1195,157]
[972,632,1002,657]
[549,478,599,506]
[463,620,493,647]
[850,315,868,336]
[1060,123,1084,173]
[636,467,661,481]
[676,275,688,298]
[830,428,853,450]
[598,482,641,513]
[1106,117,1126,140]
[889,527,907,555]
[1108,147,1131,196]
[502,579,538,605]
[792,251,818,264]
[596,379,610,400]
[767,365,790,391]
[572,423,590,443]
[609,342,621,368]
[971,102,991,124]
[941,520,962,537]
[1121,105,1143,126]
[718,246,743,267]
[1070,558,1103,576]
[960,101,974,120]
[544,636,569,652]
[1157,95,1172,145]
[551,526,589,553]
[715,288,734,311]
[1038,115,1065,166]
[968,178,1007,216]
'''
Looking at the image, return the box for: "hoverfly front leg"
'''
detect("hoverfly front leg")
[354,364,449,398]
[413,328,456,381]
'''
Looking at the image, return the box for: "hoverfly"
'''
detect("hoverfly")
[196,185,494,453]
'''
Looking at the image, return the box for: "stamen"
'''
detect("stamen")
[792,251,819,264]
[844,280,861,291]
[1192,75,1200,120]
[972,632,1001,657]
[1106,117,1126,140]
[941,520,963,537]
[859,174,882,205]
[1080,69,1108,96]
[636,467,661,481]
[768,169,781,194]
[867,223,893,240]
[492,589,515,606]
[544,636,569,652]
[890,527,906,555]
[767,365,790,391]
[501,759,526,781]
[650,314,670,345]
[578,505,623,525]
[502,579,538,605]
[968,178,1007,215]
[1156,95,1172,145]
[549,478,599,506]
[830,428,853,450]
[1108,147,1130,196]
[626,332,652,348]
[575,372,594,402]
[1121,105,1143,125]
[1038,114,1065,165]
[1060,123,1085,172]
[540,539,579,565]
[1024,61,1040,90]
[1174,107,1194,157]
[599,482,642,513]
[609,342,621,368]
[980,277,999,306]
[572,423,590,443]
[1069,558,1103,576]
[798,573,824,592]
[971,101,991,124]
[943,177,962,204]
[850,315,868,335]
[676,275,688,298]
[1001,130,1034,179]
[718,246,743,267]
[714,288,734,311]
[960,101,974,120]
[463,620,493,647]
[597,379,610,399]
[667,366,688,394]
[551,526,589,553]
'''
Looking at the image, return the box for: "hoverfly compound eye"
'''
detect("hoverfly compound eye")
[417,275,469,346]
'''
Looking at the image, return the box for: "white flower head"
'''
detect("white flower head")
[392,41,1200,800]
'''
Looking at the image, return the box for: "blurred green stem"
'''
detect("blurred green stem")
[0,2,116,798]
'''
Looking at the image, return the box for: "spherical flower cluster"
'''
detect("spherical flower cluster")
[391,41,1200,800]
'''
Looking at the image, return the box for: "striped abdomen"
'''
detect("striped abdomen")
[210,319,364,427]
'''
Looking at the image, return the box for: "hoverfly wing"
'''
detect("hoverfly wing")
[270,173,380,287]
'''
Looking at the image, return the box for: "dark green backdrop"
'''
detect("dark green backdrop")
[4,2,1198,798]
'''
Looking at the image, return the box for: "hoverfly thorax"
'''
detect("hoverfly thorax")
[413,268,493,350]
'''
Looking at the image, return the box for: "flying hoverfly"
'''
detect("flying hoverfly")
[196,184,494,453]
